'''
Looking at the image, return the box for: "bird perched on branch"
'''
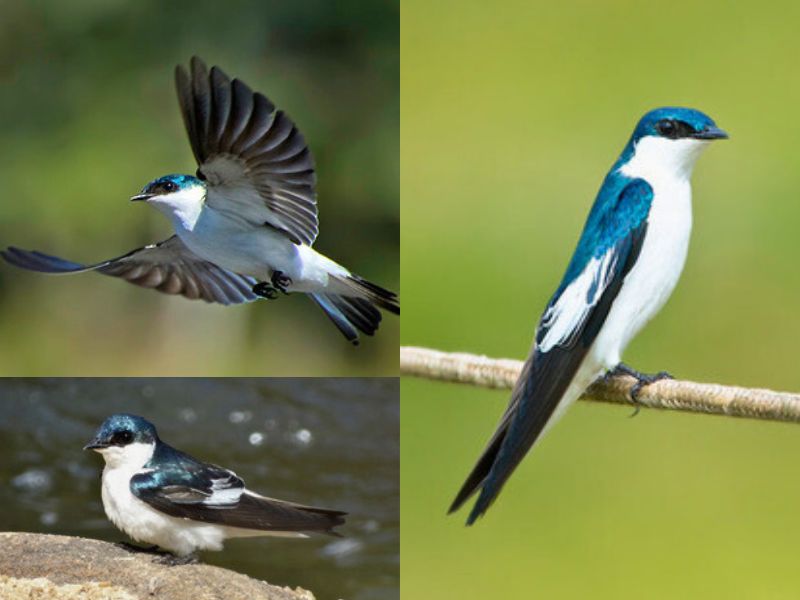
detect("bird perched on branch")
[1,57,398,345]
[449,107,727,524]
[84,414,345,561]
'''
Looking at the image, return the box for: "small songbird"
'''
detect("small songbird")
[84,414,346,559]
[449,108,727,524]
[1,57,398,345]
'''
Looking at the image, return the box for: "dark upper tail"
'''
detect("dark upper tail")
[449,343,588,525]
[311,275,399,345]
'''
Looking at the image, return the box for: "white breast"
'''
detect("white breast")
[589,136,705,368]
[99,443,227,557]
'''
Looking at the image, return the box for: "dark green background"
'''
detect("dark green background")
[402,1,800,598]
[0,0,398,375]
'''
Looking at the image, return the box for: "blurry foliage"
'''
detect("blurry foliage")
[402,0,800,598]
[0,0,398,375]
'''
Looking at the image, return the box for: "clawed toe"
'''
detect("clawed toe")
[608,363,674,416]
[157,553,199,566]
[252,282,278,300]
[271,271,292,294]
[116,541,160,554]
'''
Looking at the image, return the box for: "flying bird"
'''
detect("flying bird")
[449,107,727,524]
[2,57,398,345]
[84,413,345,559]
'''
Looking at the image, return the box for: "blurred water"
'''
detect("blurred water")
[0,378,398,600]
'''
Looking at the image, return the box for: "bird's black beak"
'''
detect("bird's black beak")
[83,437,108,451]
[130,193,153,202]
[692,126,729,140]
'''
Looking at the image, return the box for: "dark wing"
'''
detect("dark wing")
[175,56,318,246]
[1,236,258,306]
[450,179,653,523]
[131,450,345,535]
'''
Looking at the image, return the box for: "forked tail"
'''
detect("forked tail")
[311,275,399,345]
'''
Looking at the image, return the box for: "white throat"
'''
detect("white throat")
[620,136,710,182]
[96,442,155,471]
[149,186,206,231]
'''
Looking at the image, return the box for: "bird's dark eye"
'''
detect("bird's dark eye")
[162,181,177,193]
[656,119,676,137]
[656,119,693,139]
[111,430,134,446]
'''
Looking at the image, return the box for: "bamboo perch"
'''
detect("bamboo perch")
[400,346,800,424]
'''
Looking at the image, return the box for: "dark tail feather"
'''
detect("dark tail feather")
[344,275,400,315]
[448,423,510,521]
[284,502,348,537]
[238,493,347,536]
[310,276,399,344]
[310,294,360,344]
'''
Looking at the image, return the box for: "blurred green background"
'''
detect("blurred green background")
[402,1,800,598]
[0,0,398,376]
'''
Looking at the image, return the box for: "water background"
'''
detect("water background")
[0,378,398,600]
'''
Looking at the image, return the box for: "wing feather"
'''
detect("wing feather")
[175,57,318,245]
[451,178,654,522]
[131,445,345,535]
[1,236,258,306]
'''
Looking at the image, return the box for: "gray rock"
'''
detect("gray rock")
[0,532,315,600]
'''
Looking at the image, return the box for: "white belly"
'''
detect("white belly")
[531,179,693,439]
[590,179,693,368]
[174,206,348,292]
[177,206,300,280]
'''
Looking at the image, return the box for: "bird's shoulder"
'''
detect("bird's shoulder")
[534,173,653,350]
[560,172,653,290]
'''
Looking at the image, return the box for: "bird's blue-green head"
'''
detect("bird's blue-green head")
[617,107,728,178]
[131,174,207,225]
[84,414,160,468]
[630,107,728,144]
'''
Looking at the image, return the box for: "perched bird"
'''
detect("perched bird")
[84,413,346,559]
[2,57,398,345]
[449,107,727,524]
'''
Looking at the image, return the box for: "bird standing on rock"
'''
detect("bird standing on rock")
[84,413,346,561]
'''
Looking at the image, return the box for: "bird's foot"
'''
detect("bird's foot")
[116,541,162,554]
[157,553,199,566]
[252,282,279,300]
[608,363,673,417]
[271,270,292,295]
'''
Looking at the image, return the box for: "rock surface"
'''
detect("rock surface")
[0,532,315,600]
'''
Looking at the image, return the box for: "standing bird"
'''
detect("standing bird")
[1,57,398,345]
[449,108,727,524]
[84,413,346,560]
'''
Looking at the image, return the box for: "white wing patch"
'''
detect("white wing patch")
[202,476,244,506]
[537,249,618,353]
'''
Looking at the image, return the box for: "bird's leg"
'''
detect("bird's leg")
[252,282,279,300]
[607,363,674,417]
[271,270,292,295]
[157,552,200,566]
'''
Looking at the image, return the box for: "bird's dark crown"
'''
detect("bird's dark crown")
[86,413,159,449]
[630,107,724,143]
[141,174,203,197]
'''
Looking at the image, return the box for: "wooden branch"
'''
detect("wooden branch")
[400,346,800,423]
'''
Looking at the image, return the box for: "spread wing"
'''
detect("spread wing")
[131,448,345,534]
[175,56,318,246]
[450,178,654,523]
[1,236,258,306]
